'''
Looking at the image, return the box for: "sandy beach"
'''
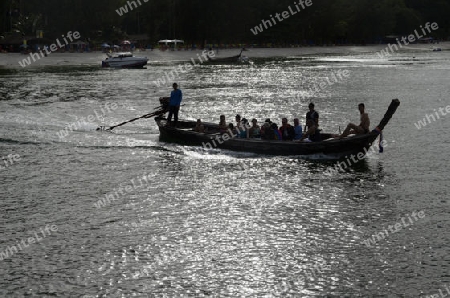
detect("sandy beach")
[1,43,448,69]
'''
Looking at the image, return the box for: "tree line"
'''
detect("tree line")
[1,0,449,45]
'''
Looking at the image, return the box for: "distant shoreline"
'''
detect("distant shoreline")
[1,43,448,69]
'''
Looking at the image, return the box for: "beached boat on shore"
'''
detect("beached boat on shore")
[155,99,400,158]
[206,48,250,64]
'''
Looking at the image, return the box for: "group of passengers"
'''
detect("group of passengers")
[220,103,323,142]
[193,102,370,142]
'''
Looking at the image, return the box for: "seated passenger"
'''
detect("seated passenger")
[235,114,242,132]
[228,123,236,137]
[293,118,303,140]
[238,118,250,138]
[260,118,271,139]
[219,115,228,133]
[300,119,321,142]
[279,118,295,141]
[193,119,205,133]
[271,123,282,140]
[337,103,370,139]
[248,118,261,138]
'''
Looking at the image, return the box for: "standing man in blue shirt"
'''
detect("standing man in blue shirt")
[167,83,182,126]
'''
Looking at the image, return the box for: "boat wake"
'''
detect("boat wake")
[181,146,259,159]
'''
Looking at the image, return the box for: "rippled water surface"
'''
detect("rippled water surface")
[1,47,450,297]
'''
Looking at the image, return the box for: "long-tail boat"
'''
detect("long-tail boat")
[155,99,400,158]
[206,48,249,64]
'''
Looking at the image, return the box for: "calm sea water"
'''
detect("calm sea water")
[1,46,449,297]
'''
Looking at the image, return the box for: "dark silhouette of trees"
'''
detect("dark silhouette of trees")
[1,0,449,44]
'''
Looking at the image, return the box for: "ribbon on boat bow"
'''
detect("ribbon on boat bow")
[371,126,384,153]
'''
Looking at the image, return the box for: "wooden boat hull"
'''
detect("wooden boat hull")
[155,99,400,158]
[156,120,376,157]
[102,59,148,68]
[206,49,249,64]
[206,55,244,64]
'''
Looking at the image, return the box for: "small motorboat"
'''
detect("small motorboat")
[101,52,148,68]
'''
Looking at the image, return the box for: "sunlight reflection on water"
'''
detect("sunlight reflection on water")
[0,49,449,296]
